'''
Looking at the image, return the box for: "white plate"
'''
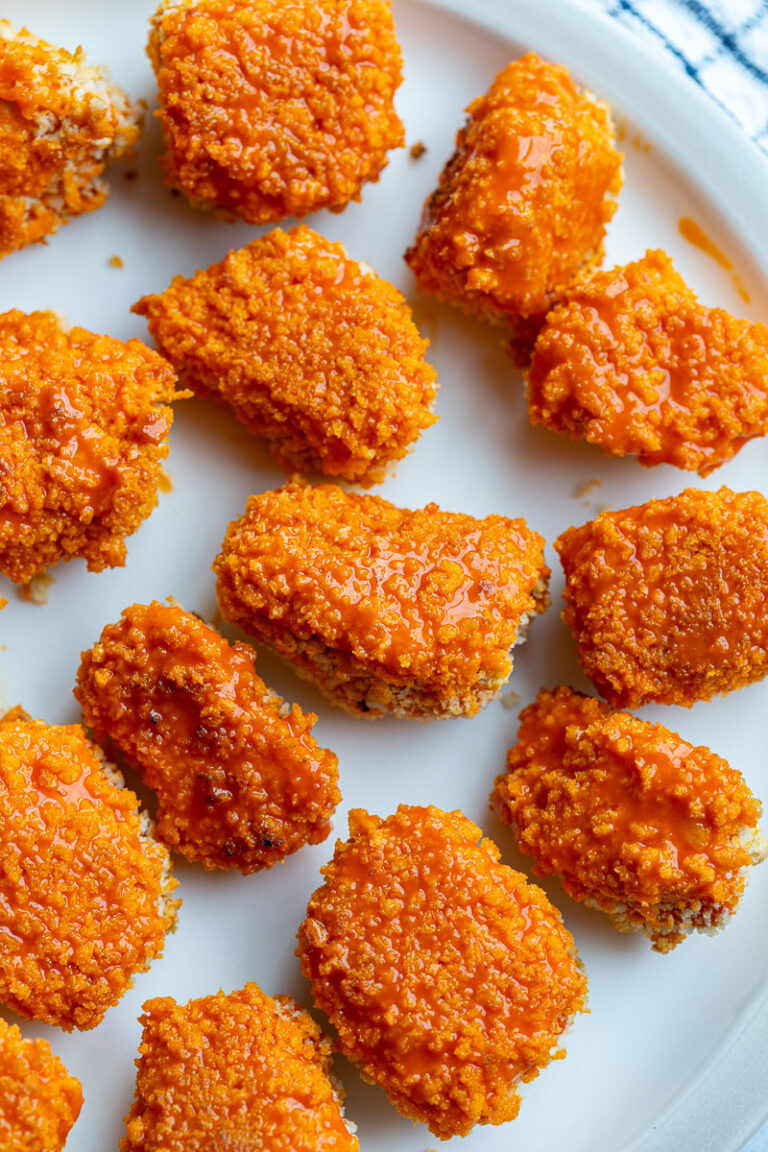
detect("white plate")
[1,1,767,1150]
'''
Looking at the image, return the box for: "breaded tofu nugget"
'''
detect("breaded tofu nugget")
[0,310,182,586]
[148,0,404,222]
[134,227,437,484]
[555,487,768,708]
[405,54,622,334]
[76,600,341,873]
[214,481,550,720]
[298,805,587,1140]
[0,713,178,1031]
[0,21,140,258]
[528,250,768,473]
[493,688,767,952]
[121,983,358,1152]
[0,1019,82,1152]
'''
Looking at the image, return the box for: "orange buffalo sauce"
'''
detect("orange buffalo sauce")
[0,310,181,584]
[555,487,768,708]
[133,226,437,486]
[121,984,358,1152]
[314,527,530,661]
[0,718,177,1031]
[493,687,765,950]
[297,805,587,1140]
[0,1018,82,1152]
[0,25,140,259]
[405,53,623,325]
[527,250,768,474]
[76,600,340,873]
[214,481,549,718]
[148,0,404,223]
[678,216,751,304]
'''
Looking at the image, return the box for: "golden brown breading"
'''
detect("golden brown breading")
[0,714,178,1031]
[527,250,768,473]
[0,21,140,258]
[121,983,358,1152]
[0,310,183,585]
[133,227,437,484]
[76,600,341,873]
[214,480,550,720]
[0,1018,82,1152]
[405,53,622,334]
[147,0,404,222]
[297,805,587,1140]
[555,487,768,708]
[493,687,767,951]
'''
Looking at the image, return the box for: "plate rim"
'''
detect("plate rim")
[409,1,768,1149]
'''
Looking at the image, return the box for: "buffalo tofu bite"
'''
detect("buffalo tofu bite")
[0,1019,82,1152]
[0,21,140,258]
[527,250,768,473]
[121,983,358,1152]
[493,688,767,952]
[405,54,622,334]
[133,227,438,485]
[147,0,404,222]
[76,600,341,873]
[555,487,768,708]
[0,713,178,1031]
[214,481,550,720]
[297,805,587,1140]
[0,310,182,586]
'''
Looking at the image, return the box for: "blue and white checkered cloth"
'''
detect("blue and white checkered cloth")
[591,0,768,156]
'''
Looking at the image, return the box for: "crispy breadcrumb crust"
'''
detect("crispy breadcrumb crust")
[147,0,404,222]
[493,687,768,952]
[134,226,438,484]
[0,21,140,258]
[0,716,178,1032]
[0,310,183,585]
[555,487,768,708]
[405,53,622,329]
[214,481,550,720]
[527,250,768,473]
[298,805,587,1140]
[0,1018,82,1151]
[76,600,341,873]
[121,983,359,1152]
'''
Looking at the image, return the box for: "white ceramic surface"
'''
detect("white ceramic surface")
[1,1,767,1150]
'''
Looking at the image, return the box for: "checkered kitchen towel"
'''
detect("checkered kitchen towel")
[590,0,768,156]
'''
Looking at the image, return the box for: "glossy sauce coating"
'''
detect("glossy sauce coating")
[527,250,768,473]
[0,716,178,1031]
[0,21,140,257]
[405,53,622,327]
[0,1018,82,1151]
[0,310,182,585]
[134,226,437,484]
[214,481,549,719]
[148,0,403,222]
[121,983,358,1152]
[493,687,767,951]
[297,805,587,1139]
[678,217,750,303]
[555,487,768,707]
[76,600,340,873]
